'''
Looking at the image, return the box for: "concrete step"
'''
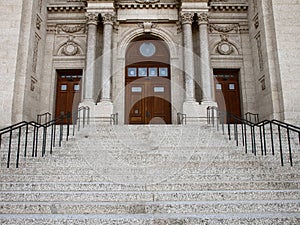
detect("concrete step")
[1,190,299,202]
[1,181,299,192]
[0,213,299,225]
[0,199,299,214]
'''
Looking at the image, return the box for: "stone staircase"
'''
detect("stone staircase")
[0,124,299,224]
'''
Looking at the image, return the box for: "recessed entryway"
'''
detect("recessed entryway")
[55,69,82,123]
[125,37,171,124]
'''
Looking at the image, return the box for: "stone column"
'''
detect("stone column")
[84,13,98,102]
[198,12,213,102]
[181,12,196,102]
[100,13,114,102]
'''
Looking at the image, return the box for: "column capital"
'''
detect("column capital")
[102,13,116,26]
[86,13,98,25]
[180,12,194,25]
[197,12,209,25]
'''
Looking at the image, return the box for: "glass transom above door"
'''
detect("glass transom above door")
[127,67,169,77]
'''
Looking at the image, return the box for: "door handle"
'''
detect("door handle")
[146,111,150,118]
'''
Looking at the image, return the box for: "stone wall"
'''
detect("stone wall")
[0,1,23,127]
[272,0,300,124]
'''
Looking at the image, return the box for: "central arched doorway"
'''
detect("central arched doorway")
[125,36,171,124]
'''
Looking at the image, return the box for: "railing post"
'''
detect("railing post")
[278,125,284,166]
[16,127,22,168]
[244,123,248,154]
[24,124,29,157]
[66,113,70,141]
[35,127,39,157]
[42,126,47,157]
[7,128,13,168]
[50,123,54,155]
[270,123,275,155]
[287,129,293,166]
[263,125,267,156]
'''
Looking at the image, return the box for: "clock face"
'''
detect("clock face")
[139,42,156,57]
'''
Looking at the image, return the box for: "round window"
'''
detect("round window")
[139,42,156,57]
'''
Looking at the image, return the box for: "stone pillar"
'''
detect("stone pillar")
[181,12,196,102]
[198,12,213,103]
[100,13,114,102]
[84,13,98,102]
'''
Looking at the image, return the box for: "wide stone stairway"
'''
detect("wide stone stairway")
[0,124,300,224]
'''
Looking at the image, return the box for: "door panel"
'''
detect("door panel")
[214,69,241,123]
[55,70,82,123]
[125,68,171,124]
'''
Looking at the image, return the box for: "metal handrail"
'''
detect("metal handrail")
[0,106,90,168]
[110,113,119,125]
[177,112,186,125]
[37,112,52,124]
[245,112,259,123]
[207,106,300,167]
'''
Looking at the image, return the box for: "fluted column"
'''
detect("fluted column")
[84,13,98,102]
[198,12,213,102]
[100,13,114,102]
[181,12,196,102]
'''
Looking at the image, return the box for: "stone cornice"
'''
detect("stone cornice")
[209,1,248,12]
[47,5,86,13]
[115,1,180,9]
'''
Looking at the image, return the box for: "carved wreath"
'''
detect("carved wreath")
[62,42,79,56]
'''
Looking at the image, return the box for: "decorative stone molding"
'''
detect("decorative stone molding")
[176,21,182,34]
[115,1,179,9]
[197,13,208,25]
[135,0,160,4]
[57,24,86,34]
[138,21,157,33]
[36,15,42,30]
[86,13,98,25]
[253,14,259,29]
[47,24,56,34]
[38,0,42,13]
[216,34,235,55]
[32,34,41,73]
[255,32,263,71]
[180,13,193,25]
[47,6,85,13]
[102,13,115,25]
[59,36,82,56]
[209,0,248,12]
[209,24,239,33]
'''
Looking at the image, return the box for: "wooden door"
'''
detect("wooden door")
[214,69,241,122]
[55,70,82,123]
[125,65,171,124]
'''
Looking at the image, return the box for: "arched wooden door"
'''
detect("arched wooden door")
[125,37,171,124]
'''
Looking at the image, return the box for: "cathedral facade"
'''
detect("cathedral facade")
[0,0,299,126]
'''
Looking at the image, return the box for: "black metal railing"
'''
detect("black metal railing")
[37,112,52,124]
[207,106,300,167]
[177,112,187,125]
[0,107,90,168]
[110,113,119,125]
[245,112,259,123]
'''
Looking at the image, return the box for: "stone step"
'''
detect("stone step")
[0,213,299,225]
[0,199,299,214]
[0,181,299,192]
[1,170,299,183]
[1,190,299,202]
